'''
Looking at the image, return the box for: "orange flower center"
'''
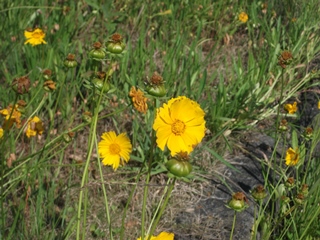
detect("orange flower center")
[109,143,121,154]
[32,32,43,39]
[171,120,186,135]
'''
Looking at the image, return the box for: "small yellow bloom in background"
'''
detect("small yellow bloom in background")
[284,101,297,114]
[318,101,320,109]
[285,147,299,166]
[26,116,44,138]
[129,86,148,114]
[0,104,22,129]
[0,128,3,138]
[153,96,206,155]
[238,12,248,23]
[24,28,47,46]
[98,131,132,170]
[137,232,174,240]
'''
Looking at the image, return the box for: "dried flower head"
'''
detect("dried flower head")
[12,76,31,94]
[42,69,52,80]
[129,86,148,114]
[64,53,78,68]
[24,28,47,46]
[278,51,293,68]
[110,33,123,43]
[150,72,164,86]
[43,80,56,91]
[285,177,295,188]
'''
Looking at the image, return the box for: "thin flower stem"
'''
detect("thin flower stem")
[141,99,157,240]
[119,168,145,240]
[76,63,114,240]
[230,211,237,240]
[95,137,113,240]
[147,178,171,236]
[148,178,176,239]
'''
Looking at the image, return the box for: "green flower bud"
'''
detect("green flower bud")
[227,192,249,212]
[63,132,74,143]
[105,33,126,54]
[82,111,92,123]
[146,72,166,97]
[89,42,106,60]
[166,158,192,177]
[251,185,267,201]
[64,53,78,68]
[92,78,111,92]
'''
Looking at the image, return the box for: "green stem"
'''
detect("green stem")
[148,178,176,239]
[96,137,113,240]
[76,64,113,240]
[230,211,237,240]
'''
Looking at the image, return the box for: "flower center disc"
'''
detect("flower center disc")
[109,143,121,154]
[171,120,186,135]
[33,32,42,38]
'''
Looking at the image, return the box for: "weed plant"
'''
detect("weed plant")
[0,0,320,239]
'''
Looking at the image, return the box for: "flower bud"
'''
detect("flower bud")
[294,193,304,205]
[82,111,92,123]
[227,192,249,212]
[146,72,166,97]
[303,127,313,140]
[278,119,288,131]
[300,184,308,197]
[251,185,267,201]
[89,42,106,60]
[64,53,78,68]
[42,69,53,80]
[106,33,126,54]
[165,152,192,178]
[63,131,74,143]
[285,177,295,189]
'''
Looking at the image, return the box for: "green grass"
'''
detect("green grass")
[1,0,320,239]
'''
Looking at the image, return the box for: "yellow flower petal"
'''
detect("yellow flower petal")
[24,28,47,46]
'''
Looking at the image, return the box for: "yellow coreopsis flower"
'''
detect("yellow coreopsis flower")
[137,232,174,240]
[98,131,132,170]
[318,101,320,109]
[0,128,3,138]
[24,28,47,46]
[285,147,299,166]
[239,12,248,23]
[284,101,297,114]
[26,116,44,138]
[0,104,22,129]
[153,96,206,155]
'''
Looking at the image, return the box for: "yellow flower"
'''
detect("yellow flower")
[239,12,248,23]
[284,101,297,114]
[24,28,47,46]
[137,232,174,240]
[98,131,132,170]
[26,116,44,138]
[318,101,320,110]
[285,148,299,166]
[153,96,206,155]
[0,104,22,129]
[129,86,148,114]
[0,128,3,138]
